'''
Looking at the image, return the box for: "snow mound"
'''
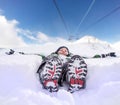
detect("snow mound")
[0,41,120,105]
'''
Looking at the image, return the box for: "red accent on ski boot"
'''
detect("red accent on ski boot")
[70,78,74,84]
[78,79,84,85]
[48,65,56,78]
[70,78,84,85]
[75,68,82,75]
[44,79,57,87]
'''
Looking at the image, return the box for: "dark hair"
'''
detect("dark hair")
[55,46,69,56]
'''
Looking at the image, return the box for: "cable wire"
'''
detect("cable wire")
[82,5,120,33]
[74,0,96,35]
[53,0,70,37]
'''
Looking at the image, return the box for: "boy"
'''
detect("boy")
[37,46,87,92]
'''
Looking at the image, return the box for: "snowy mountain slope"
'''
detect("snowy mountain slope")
[113,41,120,50]
[72,36,114,56]
[6,35,116,58]
[0,35,116,56]
[75,35,108,44]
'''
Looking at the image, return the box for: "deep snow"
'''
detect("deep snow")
[0,41,120,105]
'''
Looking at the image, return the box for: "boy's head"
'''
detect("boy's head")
[55,46,69,56]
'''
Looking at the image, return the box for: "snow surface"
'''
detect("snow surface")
[0,40,120,105]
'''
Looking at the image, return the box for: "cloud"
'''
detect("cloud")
[0,15,27,48]
[17,29,37,41]
[37,32,51,43]
[0,14,68,48]
[36,32,69,44]
[17,29,54,44]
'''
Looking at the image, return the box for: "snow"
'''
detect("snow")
[113,41,120,50]
[0,39,120,105]
[75,35,108,44]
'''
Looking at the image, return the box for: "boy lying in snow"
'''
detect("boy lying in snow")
[37,46,87,93]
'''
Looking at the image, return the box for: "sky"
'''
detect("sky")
[0,0,120,47]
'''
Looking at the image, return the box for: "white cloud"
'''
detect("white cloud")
[17,29,37,41]
[37,32,50,43]
[36,32,69,44]
[0,14,68,47]
[0,15,27,48]
[17,30,56,44]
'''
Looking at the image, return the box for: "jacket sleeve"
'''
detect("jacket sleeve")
[44,52,58,61]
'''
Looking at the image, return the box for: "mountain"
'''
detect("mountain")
[74,35,108,44]
[70,35,114,57]
[1,35,116,57]
[113,41,120,50]
[11,35,115,57]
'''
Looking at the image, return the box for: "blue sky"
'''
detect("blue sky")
[0,0,120,45]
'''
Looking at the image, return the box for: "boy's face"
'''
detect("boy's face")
[58,48,68,56]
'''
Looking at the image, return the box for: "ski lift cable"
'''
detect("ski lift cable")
[74,0,96,35]
[81,5,120,34]
[53,0,70,37]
